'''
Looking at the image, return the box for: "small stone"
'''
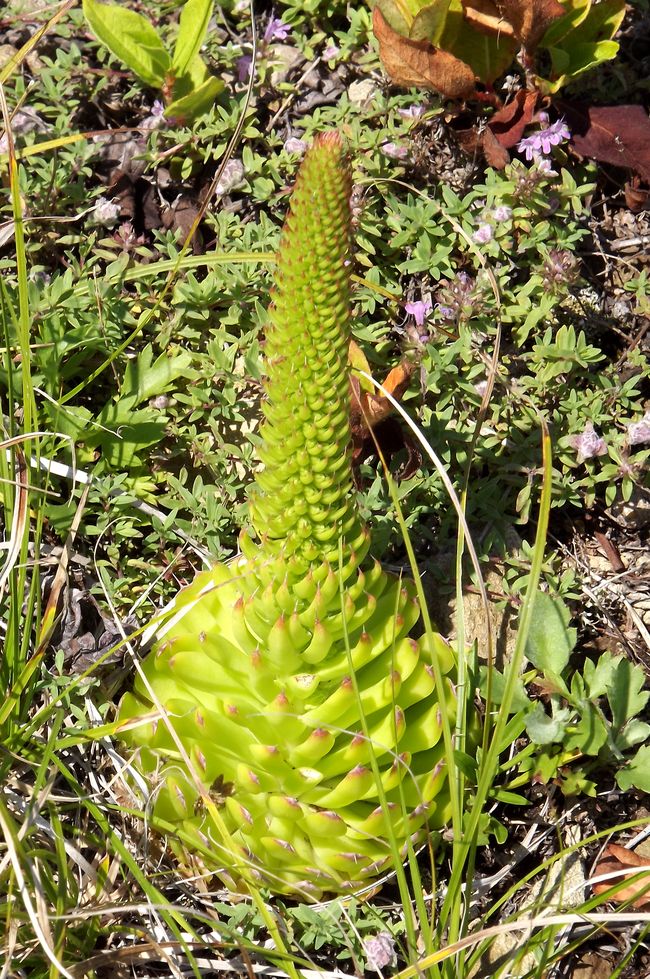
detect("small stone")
[347,79,378,107]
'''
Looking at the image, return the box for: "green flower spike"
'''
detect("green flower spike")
[118,132,456,899]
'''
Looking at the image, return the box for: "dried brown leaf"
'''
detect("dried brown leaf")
[624,177,650,213]
[373,7,476,99]
[482,126,510,167]
[489,89,539,148]
[494,0,565,49]
[462,0,515,38]
[558,101,650,184]
[592,843,650,910]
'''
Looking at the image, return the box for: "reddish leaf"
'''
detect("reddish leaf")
[373,7,476,99]
[558,101,650,184]
[494,0,565,49]
[592,843,650,910]
[489,89,539,148]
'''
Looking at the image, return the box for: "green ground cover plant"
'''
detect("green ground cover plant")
[1,0,649,975]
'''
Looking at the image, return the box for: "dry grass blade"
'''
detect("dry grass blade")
[35,482,90,655]
[0,802,75,979]
[0,443,28,599]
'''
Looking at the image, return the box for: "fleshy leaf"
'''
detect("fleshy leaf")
[82,0,171,87]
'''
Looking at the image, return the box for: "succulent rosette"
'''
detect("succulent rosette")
[118,132,456,899]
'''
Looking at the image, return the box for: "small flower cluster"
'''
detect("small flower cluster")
[518,112,570,163]
[542,249,579,291]
[434,271,485,324]
[236,14,292,82]
[569,422,608,463]
[472,204,512,245]
[628,411,650,446]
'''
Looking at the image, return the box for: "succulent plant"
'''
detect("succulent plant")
[118,132,456,900]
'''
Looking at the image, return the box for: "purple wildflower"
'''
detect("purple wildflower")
[473,223,493,244]
[364,932,397,972]
[381,141,408,160]
[493,204,512,222]
[628,412,650,446]
[536,157,558,177]
[283,136,307,155]
[437,304,455,320]
[569,422,608,463]
[263,16,291,43]
[141,99,166,131]
[398,104,425,120]
[518,118,571,161]
[90,196,120,227]
[215,159,245,196]
[405,297,432,327]
[322,43,340,60]
[237,54,252,82]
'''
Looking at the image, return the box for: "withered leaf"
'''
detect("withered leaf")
[373,7,476,99]
[462,0,515,38]
[494,0,565,49]
[624,177,649,214]
[558,101,650,184]
[454,123,510,169]
[349,356,421,479]
[592,843,650,910]
[489,89,539,148]
[481,126,510,168]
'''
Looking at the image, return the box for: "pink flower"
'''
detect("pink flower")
[283,137,307,155]
[381,141,408,160]
[398,104,425,119]
[628,412,650,446]
[569,422,607,463]
[493,205,512,221]
[405,297,432,327]
[322,43,339,60]
[364,932,396,972]
[473,223,493,244]
[518,118,571,161]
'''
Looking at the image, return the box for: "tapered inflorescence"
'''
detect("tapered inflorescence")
[118,132,455,899]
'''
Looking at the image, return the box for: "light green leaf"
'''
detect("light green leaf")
[172,0,214,76]
[410,0,451,43]
[165,73,224,122]
[526,701,572,745]
[616,719,650,752]
[525,591,575,678]
[438,1,516,83]
[563,706,607,755]
[616,745,650,793]
[606,658,650,731]
[374,0,424,35]
[540,0,592,49]
[172,53,209,99]
[82,0,171,87]
[121,345,193,404]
